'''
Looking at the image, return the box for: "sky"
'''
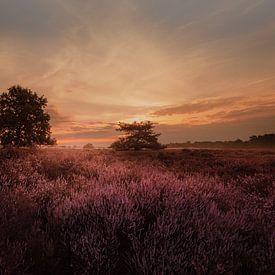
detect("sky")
[0,0,275,146]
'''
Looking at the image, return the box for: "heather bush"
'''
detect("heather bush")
[0,149,274,274]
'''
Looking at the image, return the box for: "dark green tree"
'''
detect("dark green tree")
[0,85,56,147]
[110,121,164,150]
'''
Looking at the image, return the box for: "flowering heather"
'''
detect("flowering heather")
[0,148,274,274]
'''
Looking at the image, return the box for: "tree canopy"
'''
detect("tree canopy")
[110,121,164,150]
[0,85,56,147]
[249,134,275,146]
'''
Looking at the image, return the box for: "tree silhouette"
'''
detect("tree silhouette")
[249,134,275,147]
[110,121,164,150]
[83,143,94,150]
[0,85,56,147]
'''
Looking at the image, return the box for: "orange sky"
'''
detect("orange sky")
[0,0,275,146]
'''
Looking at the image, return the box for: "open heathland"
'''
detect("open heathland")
[0,148,274,274]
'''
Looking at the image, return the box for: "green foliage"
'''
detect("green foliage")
[111,121,165,150]
[0,85,56,147]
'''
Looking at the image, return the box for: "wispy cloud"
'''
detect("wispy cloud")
[152,97,243,116]
[152,95,275,125]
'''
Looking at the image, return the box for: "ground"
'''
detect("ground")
[0,148,274,274]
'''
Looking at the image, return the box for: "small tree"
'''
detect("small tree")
[0,85,56,147]
[83,143,94,150]
[110,121,164,151]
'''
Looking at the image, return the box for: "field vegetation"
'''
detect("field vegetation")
[0,148,274,274]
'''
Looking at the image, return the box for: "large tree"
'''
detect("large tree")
[0,85,56,147]
[110,121,164,150]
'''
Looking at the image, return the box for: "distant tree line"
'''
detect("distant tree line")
[166,134,275,149]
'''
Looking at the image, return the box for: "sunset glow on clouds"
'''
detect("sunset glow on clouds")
[0,0,275,145]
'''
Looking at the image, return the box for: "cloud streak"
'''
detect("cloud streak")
[152,95,275,125]
[152,97,244,116]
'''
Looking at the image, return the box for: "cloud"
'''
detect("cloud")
[0,0,74,38]
[152,95,275,125]
[47,105,72,125]
[211,105,275,122]
[47,105,117,143]
[152,97,243,116]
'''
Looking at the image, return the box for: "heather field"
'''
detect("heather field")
[0,149,274,274]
